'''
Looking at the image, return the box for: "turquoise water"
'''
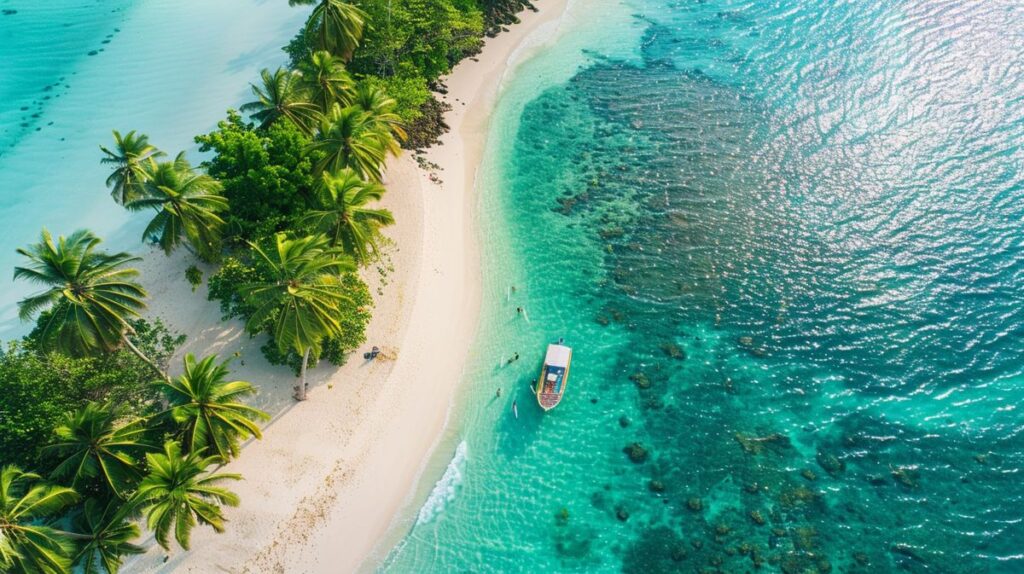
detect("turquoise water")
[384,0,1024,572]
[0,1,307,335]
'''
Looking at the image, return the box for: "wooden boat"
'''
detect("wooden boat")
[535,343,572,411]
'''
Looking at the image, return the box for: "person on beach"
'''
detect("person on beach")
[496,387,502,397]
[516,306,523,315]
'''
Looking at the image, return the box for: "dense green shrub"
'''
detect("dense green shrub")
[195,111,322,243]
[348,0,484,79]
[0,319,183,469]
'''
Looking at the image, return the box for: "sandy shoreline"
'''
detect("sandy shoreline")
[125,1,572,572]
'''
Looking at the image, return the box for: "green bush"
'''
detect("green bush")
[195,111,322,243]
[1,319,183,469]
[349,0,484,80]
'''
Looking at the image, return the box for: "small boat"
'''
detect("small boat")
[535,342,573,411]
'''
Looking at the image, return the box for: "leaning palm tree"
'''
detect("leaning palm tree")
[99,130,164,205]
[71,498,144,574]
[134,441,240,551]
[300,169,394,263]
[0,466,79,574]
[310,104,389,181]
[298,50,356,114]
[126,153,228,261]
[160,354,269,462]
[352,81,407,152]
[13,229,166,381]
[45,402,151,499]
[240,67,319,134]
[239,234,354,400]
[290,0,367,61]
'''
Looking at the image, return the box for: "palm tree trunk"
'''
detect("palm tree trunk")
[121,332,169,383]
[296,348,311,401]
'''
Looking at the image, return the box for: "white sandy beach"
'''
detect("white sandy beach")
[125,1,572,572]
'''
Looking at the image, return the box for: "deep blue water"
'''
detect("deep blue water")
[386,0,1024,572]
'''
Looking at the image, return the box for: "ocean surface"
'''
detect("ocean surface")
[0,0,307,336]
[384,0,1024,572]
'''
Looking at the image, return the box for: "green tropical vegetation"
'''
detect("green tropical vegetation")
[13,229,163,380]
[127,153,228,261]
[99,130,165,206]
[160,354,268,462]
[1,0,532,567]
[44,402,150,499]
[238,234,355,400]
[0,466,79,574]
[301,169,394,262]
[133,441,241,551]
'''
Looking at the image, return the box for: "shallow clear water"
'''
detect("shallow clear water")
[384,0,1024,572]
[0,1,307,335]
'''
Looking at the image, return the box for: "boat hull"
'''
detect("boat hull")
[536,344,572,411]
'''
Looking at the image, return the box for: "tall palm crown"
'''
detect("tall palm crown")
[0,466,79,574]
[44,402,150,499]
[99,130,164,205]
[240,233,354,357]
[352,82,407,151]
[127,153,228,261]
[300,169,394,263]
[240,68,319,134]
[298,50,356,114]
[290,0,367,61]
[310,104,389,181]
[160,354,269,463]
[14,229,147,358]
[134,441,240,551]
[71,498,144,574]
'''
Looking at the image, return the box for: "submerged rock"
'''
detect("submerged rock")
[629,371,651,389]
[659,342,686,360]
[687,497,704,512]
[891,467,920,488]
[555,507,570,526]
[624,442,649,463]
[734,432,792,455]
[816,449,845,475]
[749,510,766,525]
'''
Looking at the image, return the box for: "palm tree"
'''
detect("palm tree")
[300,169,394,263]
[240,67,319,134]
[134,441,240,551]
[44,402,151,499]
[290,0,367,61]
[310,104,389,182]
[160,354,269,462]
[99,130,164,205]
[0,466,79,574]
[352,81,407,152]
[126,153,228,261]
[13,229,166,381]
[239,234,354,400]
[71,498,144,574]
[298,50,355,114]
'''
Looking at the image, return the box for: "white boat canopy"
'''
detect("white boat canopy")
[545,344,572,368]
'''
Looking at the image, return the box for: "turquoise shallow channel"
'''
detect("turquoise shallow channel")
[384,0,1024,572]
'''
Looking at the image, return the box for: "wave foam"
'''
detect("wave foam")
[416,440,468,525]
